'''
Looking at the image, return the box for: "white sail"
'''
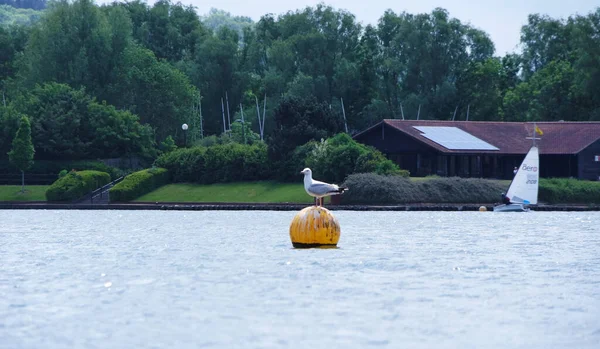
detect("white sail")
[506,146,539,205]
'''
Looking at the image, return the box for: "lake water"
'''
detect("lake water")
[1,209,599,349]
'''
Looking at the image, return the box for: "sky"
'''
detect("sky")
[105,0,599,56]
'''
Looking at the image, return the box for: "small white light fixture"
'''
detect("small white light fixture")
[182,123,188,130]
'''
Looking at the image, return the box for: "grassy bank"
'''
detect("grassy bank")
[2,177,598,205]
[134,182,314,204]
[0,185,49,201]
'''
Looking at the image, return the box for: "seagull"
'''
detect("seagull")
[300,168,348,206]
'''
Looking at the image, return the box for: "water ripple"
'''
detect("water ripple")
[0,209,598,349]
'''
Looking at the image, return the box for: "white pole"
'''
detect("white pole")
[255,95,262,140]
[199,93,203,139]
[416,104,421,120]
[400,103,405,120]
[452,105,458,121]
[221,97,226,134]
[262,94,266,139]
[240,103,246,144]
[466,104,470,121]
[340,97,348,133]
[226,91,231,131]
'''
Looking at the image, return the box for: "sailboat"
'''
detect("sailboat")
[494,125,541,212]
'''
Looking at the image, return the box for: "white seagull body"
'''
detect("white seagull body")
[300,168,348,206]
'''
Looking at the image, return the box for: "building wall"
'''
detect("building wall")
[541,155,577,178]
[355,125,438,176]
[578,139,600,181]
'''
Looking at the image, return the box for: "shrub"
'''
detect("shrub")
[303,133,407,184]
[340,173,506,204]
[154,143,269,184]
[539,178,600,204]
[159,135,177,153]
[45,170,111,202]
[340,173,420,204]
[109,168,169,202]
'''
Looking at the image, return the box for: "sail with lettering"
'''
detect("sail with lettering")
[505,146,539,205]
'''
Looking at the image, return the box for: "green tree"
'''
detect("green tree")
[19,0,115,95]
[268,95,343,180]
[159,135,177,153]
[8,115,34,192]
[13,82,156,159]
[202,8,253,40]
[456,58,503,121]
[520,14,572,79]
[106,45,198,142]
[502,60,576,121]
[0,105,21,159]
[229,120,260,145]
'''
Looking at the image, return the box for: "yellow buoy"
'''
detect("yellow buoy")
[289,206,340,248]
[479,206,487,212]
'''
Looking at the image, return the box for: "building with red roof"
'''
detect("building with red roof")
[353,120,600,180]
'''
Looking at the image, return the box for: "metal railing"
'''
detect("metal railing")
[77,176,124,204]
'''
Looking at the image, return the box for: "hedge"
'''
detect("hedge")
[109,168,169,202]
[155,143,268,184]
[539,178,600,204]
[45,170,111,202]
[340,173,507,204]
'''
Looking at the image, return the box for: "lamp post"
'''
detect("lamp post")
[182,123,188,147]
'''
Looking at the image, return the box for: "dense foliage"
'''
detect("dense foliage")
[155,142,269,184]
[109,167,169,202]
[539,178,600,204]
[301,133,408,183]
[0,0,46,11]
[45,170,110,201]
[6,83,155,160]
[268,95,344,179]
[0,4,41,25]
[340,174,507,204]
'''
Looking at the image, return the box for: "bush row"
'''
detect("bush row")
[109,168,169,202]
[340,173,507,204]
[45,170,111,202]
[539,178,600,204]
[155,143,268,184]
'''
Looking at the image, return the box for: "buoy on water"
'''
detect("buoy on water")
[289,206,340,248]
[479,206,487,212]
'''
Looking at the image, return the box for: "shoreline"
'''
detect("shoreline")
[1,201,598,211]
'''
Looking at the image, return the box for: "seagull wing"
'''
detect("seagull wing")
[307,180,339,196]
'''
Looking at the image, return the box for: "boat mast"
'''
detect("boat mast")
[526,122,541,147]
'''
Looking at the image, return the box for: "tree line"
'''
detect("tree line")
[0,0,599,164]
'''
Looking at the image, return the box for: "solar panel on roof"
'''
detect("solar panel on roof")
[413,126,499,150]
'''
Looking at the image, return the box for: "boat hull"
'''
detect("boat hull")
[493,203,530,212]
